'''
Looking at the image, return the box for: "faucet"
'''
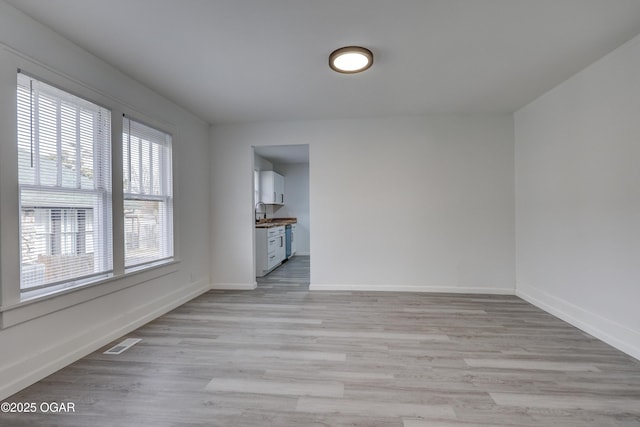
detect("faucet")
[255,201,267,222]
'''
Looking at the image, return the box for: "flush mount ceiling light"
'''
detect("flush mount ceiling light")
[329,46,373,74]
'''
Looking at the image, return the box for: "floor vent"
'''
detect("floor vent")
[104,338,141,355]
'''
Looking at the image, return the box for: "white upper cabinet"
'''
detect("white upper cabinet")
[260,171,285,205]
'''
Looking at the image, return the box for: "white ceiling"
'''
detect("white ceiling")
[6,0,640,125]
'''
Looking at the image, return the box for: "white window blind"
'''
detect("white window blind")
[17,72,113,296]
[122,116,173,268]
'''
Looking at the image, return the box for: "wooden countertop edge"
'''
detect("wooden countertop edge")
[255,218,297,228]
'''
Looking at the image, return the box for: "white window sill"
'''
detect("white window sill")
[0,259,180,329]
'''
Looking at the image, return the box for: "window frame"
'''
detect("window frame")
[121,115,174,271]
[0,55,183,330]
[16,71,114,297]
[3,66,178,310]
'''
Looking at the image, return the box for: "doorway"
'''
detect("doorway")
[252,144,310,288]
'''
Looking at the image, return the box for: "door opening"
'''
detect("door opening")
[252,145,310,288]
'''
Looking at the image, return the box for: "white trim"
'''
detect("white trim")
[0,279,210,401]
[211,282,257,290]
[516,283,640,361]
[1,260,180,328]
[309,283,515,295]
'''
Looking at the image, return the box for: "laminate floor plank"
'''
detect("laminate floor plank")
[296,396,457,419]
[3,256,640,426]
[464,358,602,372]
[205,377,344,397]
[490,392,640,413]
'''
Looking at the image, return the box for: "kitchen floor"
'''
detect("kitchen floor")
[257,255,310,290]
[3,256,640,426]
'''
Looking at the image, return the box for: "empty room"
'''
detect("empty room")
[1,1,639,425]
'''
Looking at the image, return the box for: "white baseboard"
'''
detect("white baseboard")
[211,282,257,290]
[0,279,210,401]
[293,252,310,256]
[309,283,515,295]
[516,283,640,361]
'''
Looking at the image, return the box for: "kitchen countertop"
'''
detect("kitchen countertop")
[255,218,297,228]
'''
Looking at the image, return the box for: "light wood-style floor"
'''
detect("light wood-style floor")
[3,255,640,426]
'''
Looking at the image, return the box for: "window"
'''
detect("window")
[122,116,173,268]
[17,72,112,295]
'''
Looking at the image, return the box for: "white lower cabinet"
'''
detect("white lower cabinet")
[256,226,286,277]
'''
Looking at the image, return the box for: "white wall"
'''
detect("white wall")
[0,1,210,399]
[274,162,310,255]
[211,115,515,292]
[515,34,640,359]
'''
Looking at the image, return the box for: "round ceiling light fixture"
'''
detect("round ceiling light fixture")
[329,46,373,74]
